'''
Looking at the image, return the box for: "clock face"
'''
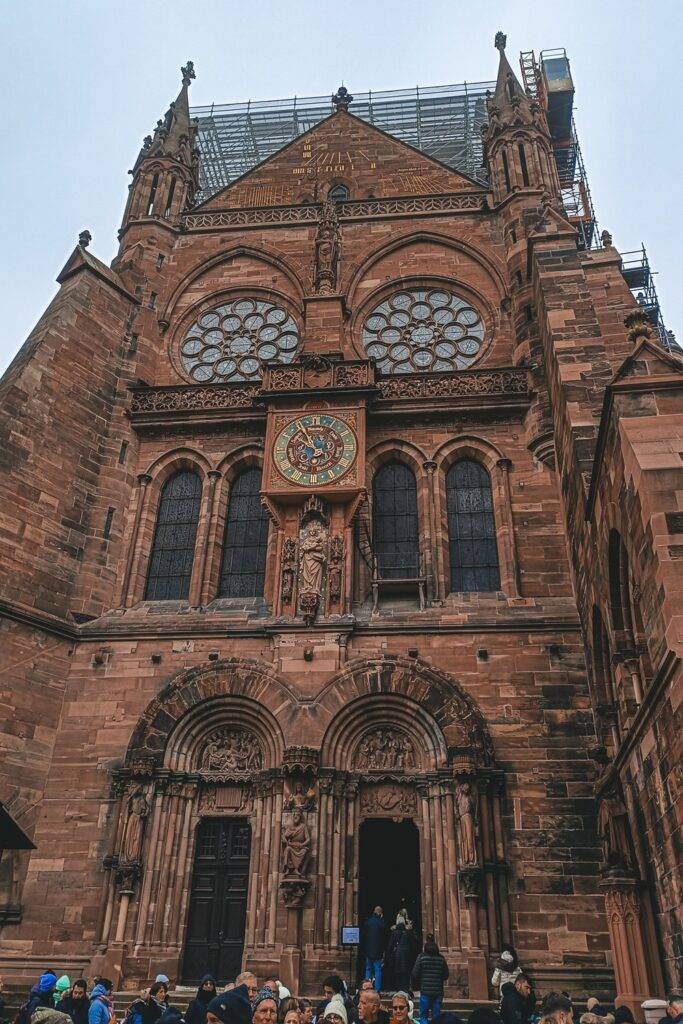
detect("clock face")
[274,414,357,486]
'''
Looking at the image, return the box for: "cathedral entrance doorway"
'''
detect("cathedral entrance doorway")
[182,818,251,983]
[358,818,422,983]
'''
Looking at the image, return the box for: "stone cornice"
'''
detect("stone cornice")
[0,598,78,641]
[183,192,487,231]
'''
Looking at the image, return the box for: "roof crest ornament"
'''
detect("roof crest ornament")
[494,31,507,51]
[181,61,196,88]
[332,85,353,112]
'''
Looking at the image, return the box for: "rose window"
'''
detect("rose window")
[179,298,300,383]
[362,288,486,374]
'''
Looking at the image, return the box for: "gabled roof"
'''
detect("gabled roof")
[193,107,485,212]
[57,243,139,303]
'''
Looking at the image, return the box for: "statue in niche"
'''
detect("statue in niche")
[298,517,327,625]
[356,729,416,771]
[200,728,262,773]
[313,196,341,294]
[281,808,311,878]
[121,788,149,863]
[284,781,316,812]
[597,791,634,871]
[281,537,297,604]
[455,782,478,866]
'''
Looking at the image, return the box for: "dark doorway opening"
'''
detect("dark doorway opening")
[358,818,422,986]
[182,817,251,983]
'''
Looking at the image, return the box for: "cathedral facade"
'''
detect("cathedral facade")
[0,37,681,1013]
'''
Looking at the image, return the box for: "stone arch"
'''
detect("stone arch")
[316,654,494,766]
[125,658,298,766]
[160,243,307,326]
[343,230,508,308]
[322,692,447,772]
[165,695,283,773]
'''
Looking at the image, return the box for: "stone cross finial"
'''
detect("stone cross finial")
[332,85,353,112]
[494,31,507,51]
[79,230,92,248]
[181,60,196,87]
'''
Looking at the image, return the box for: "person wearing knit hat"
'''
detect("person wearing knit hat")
[25,972,59,1021]
[206,985,252,1024]
[323,997,348,1024]
[252,990,279,1024]
[54,977,71,1007]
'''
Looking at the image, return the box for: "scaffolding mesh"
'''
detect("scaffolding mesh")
[190,81,494,203]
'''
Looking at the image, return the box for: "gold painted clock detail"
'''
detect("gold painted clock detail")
[273,414,358,486]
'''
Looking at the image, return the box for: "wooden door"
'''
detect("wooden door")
[182,818,251,982]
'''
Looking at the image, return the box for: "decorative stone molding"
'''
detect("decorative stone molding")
[458,865,483,900]
[183,192,486,232]
[376,368,528,402]
[282,746,320,774]
[360,784,417,817]
[279,878,310,909]
[262,358,373,394]
[129,382,261,415]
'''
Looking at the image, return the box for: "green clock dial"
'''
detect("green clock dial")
[274,414,357,486]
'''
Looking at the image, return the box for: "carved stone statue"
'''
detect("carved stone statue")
[455,782,478,866]
[281,537,297,604]
[598,791,634,870]
[298,518,327,624]
[284,781,315,812]
[355,729,416,771]
[200,728,263,774]
[121,788,149,863]
[313,197,341,294]
[282,809,311,878]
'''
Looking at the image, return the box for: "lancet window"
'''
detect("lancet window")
[145,470,202,600]
[218,467,269,598]
[446,459,500,592]
[372,461,420,579]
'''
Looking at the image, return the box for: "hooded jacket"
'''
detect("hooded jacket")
[27,978,58,1021]
[499,983,535,1024]
[88,986,113,1024]
[387,923,418,974]
[185,977,217,1024]
[54,979,71,1008]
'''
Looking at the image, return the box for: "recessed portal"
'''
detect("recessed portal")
[358,817,422,978]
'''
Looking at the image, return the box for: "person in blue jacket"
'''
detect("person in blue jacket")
[88,981,113,1024]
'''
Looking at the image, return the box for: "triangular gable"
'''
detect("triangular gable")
[57,245,138,302]
[196,109,483,211]
[612,336,683,384]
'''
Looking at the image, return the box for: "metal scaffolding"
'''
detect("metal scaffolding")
[190,81,494,202]
[620,247,678,353]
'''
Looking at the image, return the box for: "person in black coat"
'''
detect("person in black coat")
[362,907,387,991]
[60,982,89,1024]
[500,977,535,1024]
[186,977,217,1024]
[387,921,418,991]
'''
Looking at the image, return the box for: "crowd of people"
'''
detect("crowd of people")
[1,955,681,1024]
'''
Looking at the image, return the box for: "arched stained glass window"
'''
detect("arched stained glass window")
[447,460,500,592]
[219,468,269,597]
[372,461,419,579]
[328,184,349,202]
[145,470,202,600]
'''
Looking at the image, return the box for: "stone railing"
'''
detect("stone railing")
[377,367,528,401]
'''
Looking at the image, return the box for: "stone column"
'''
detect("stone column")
[600,874,652,1022]
[496,458,520,597]
[423,460,441,601]
[198,470,222,605]
[120,473,152,606]
[459,866,489,999]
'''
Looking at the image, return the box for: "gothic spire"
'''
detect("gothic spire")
[132,61,198,173]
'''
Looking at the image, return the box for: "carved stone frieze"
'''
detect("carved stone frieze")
[262,359,372,394]
[355,729,416,771]
[199,727,263,775]
[360,784,417,817]
[184,192,485,231]
[377,368,528,402]
[129,383,260,415]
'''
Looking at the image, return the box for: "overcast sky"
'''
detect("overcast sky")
[2,0,681,372]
